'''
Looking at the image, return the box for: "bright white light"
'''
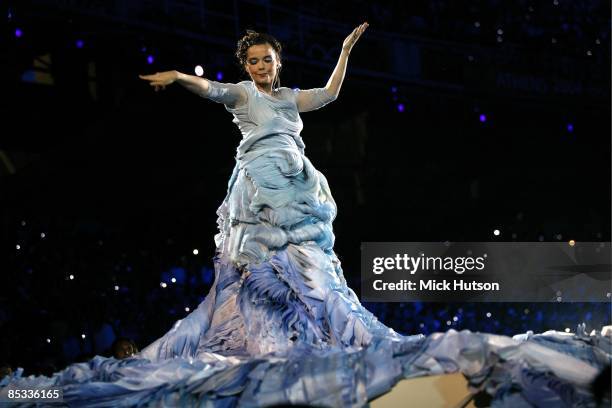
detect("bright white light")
[21,220,26,226]
[114,285,119,291]
[81,334,86,339]
[486,312,492,318]
[69,274,75,280]
[185,307,190,312]
[564,328,570,333]
[16,244,20,250]
[46,338,51,343]
[193,249,199,255]
[171,277,177,283]
[194,65,204,76]
[497,28,504,35]
[446,320,451,326]
[40,233,46,239]
[586,50,592,56]
[493,229,500,236]
[453,316,458,322]
[160,282,167,288]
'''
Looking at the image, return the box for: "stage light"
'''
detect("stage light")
[16,245,20,250]
[479,114,486,122]
[566,123,574,132]
[497,29,504,35]
[419,323,424,328]
[524,308,529,314]
[193,249,199,255]
[474,22,480,28]
[147,55,154,64]
[114,285,119,291]
[551,38,557,44]
[553,0,559,5]
[15,28,22,38]
[497,36,503,43]
[486,312,492,318]
[185,307,190,312]
[391,86,397,93]
[595,39,601,45]
[171,277,177,283]
[81,334,86,339]
[467,55,474,62]
[555,234,562,240]
[216,71,223,80]
[446,320,451,326]
[69,274,75,280]
[194,65,204,76]
[586,50,592,56]
[453,316,458,322]
[511,233,517,239]
[21,220,26,226]
[40,232,46,239]
[160,282,167,288]
[493,229,500,236]
[538,235,544,242]
[76,39,84,49]
[46,338,51,343]
[397,103,405,112]
[568,240,575,246]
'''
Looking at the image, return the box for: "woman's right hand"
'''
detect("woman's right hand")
[139,70,179,92]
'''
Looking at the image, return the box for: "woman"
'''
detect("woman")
[2,24,609,407]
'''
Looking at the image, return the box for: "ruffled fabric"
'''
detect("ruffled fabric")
[2,80,610,407]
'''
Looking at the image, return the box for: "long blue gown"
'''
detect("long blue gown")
[1,80,610,407]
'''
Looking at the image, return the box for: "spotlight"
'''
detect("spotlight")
[397,103,405,112]
[15,28,22,38]
[566,123,574,132]
[216,71,223,80]
[76,39,84,48]
[479,114,486,122]
[493,229,500,236]
[147,55,154,64]
[193,249,199,255]
[194,65,204,76]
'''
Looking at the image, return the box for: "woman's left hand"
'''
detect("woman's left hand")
[342,22,368,55]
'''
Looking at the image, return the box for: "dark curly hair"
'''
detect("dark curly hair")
[235,29,283,89]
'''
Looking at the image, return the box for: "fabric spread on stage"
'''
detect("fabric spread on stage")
[2,80,610,407]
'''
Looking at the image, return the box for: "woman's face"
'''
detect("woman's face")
[244,43,280,89]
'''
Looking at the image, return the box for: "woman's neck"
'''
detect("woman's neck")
[254,82,273,95]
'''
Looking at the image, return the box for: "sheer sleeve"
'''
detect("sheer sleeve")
[294,88,337,112]
[202,80,248,109]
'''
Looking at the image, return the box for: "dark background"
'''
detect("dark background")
[1,0,610,374]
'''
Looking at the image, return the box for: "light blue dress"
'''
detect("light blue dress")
[1,80,610,407]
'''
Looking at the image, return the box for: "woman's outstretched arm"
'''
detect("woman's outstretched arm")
[296,22,368,112]
[139,70,247,108]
